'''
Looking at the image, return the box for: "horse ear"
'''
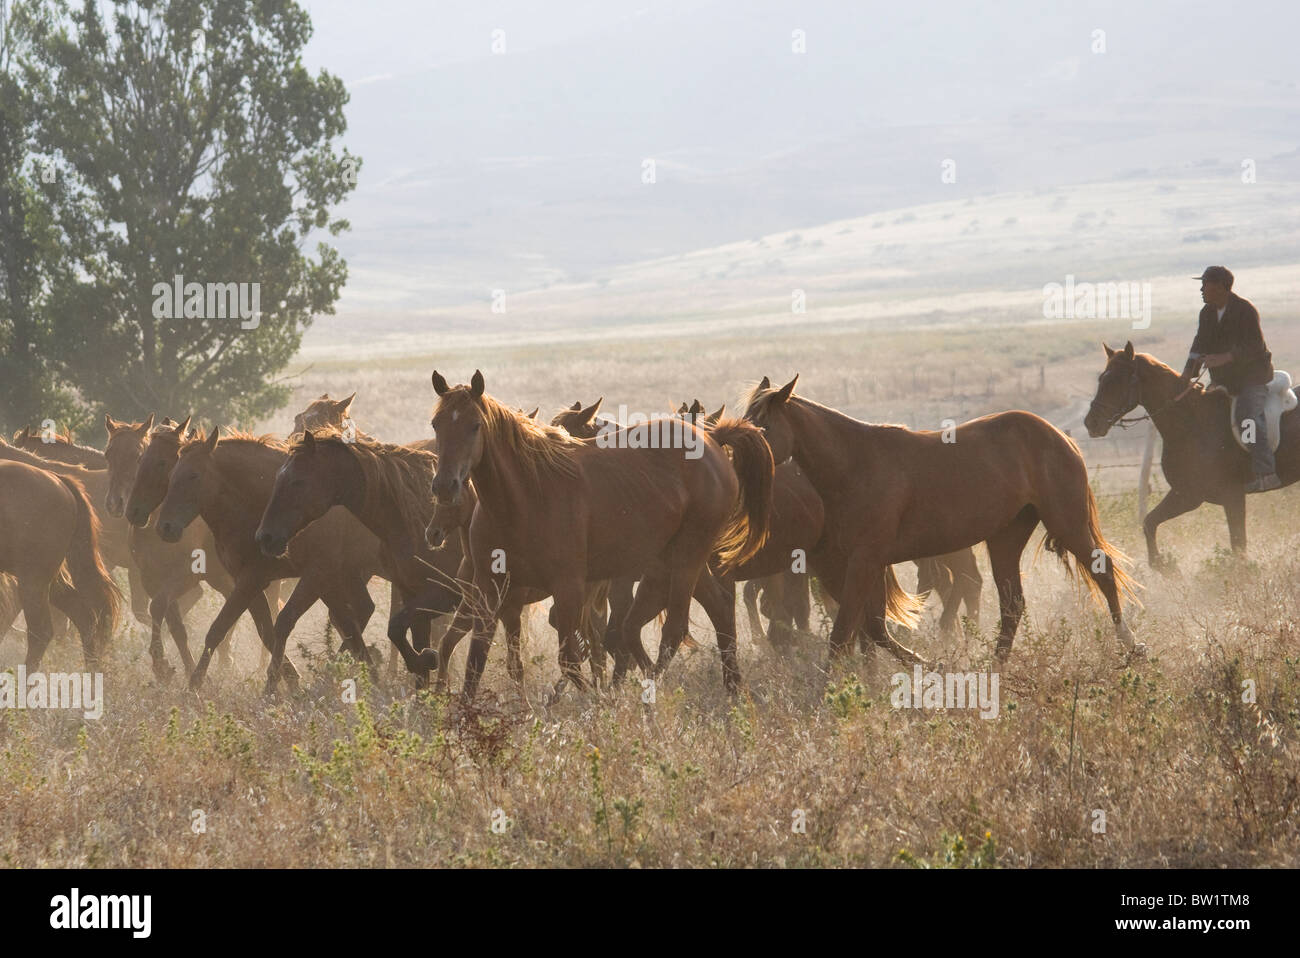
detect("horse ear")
[527,407,540,420]
[1123,341,1135,359]
[470,370,485,398]
[140,413,155,434]
[710,403,725,422]
[204,425,220,453]
[1103,342,1115,359]
[580,397,602,424]
[432,371,450,396]
[177,415,192,437]
[759,375,771,391]
[690,399,704,415]
[570,400,582,411]
[104,413,121,434]
[301,429,316,449]
[337,392,356,414]
[773,375,799,405]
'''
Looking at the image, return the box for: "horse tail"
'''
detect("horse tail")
[709,419,774,573]
[1040,484,1141,610]
[883,565,925,629]
[57,475,122,643]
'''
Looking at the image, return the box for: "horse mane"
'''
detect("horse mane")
[178,428,283,454]
[742,381,911,432]
[436,388,582,483]
[293,430,437,531]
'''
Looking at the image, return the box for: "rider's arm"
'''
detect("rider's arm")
[1182,307,1212,378]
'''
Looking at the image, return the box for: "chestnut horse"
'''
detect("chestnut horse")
[548,398,759,682]
[103,415,273,679]
[429,371,772,696]
[255,430,466,685]
[127,422,384,691]
[743,376,1140,662]
[1085,341,1300,564]
[12,427,150,626]
[0,438,135,640]
[0,460,120,668]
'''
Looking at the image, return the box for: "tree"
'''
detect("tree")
[0,0,82,432]
[16,0,358,430]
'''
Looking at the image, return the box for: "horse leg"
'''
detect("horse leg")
[985,507,1040,660]
[50,577,99,670]
[580,586,609,689]
[435,600,476,692]
[18,579,55,671]
[1142,488,1202,569]
[191,575,268,691]
[604,576,640,684]
[742,579,766,645]
[790,570,811,634]
[163,596,197,676]
[652,567,702,685]
[263,578,323,695]
[461,608,499,700]
[147,594,175,682]
[618,574,667,679]
[501,596,526,690]
[127,563,151,628]
[827,554,872,661]
[936,565,961,638]
[1223,490,1247,555]
[550,582,591,698]
[959,554,982,629]
[691,569,743,694]
[341,577,377,665]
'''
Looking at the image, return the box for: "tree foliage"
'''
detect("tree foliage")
[3,0,358,434]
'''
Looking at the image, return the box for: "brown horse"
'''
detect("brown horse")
[1085,341,1300,564]
[292,393,360,437]
[103,414,270,679]
[0,438,140,637]
[428,371,772,696]
[548,398,756,681]
[255,430,465,685]
[676,398,984,650]
[743,376,1140,662]
[11,427,150,626]
[0,460,120,668]
[127,422,384,691]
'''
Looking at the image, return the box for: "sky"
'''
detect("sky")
[286,0,1300,342]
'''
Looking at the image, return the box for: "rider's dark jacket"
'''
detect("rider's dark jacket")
[1182,292,1273,395]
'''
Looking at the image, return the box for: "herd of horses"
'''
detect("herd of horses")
[2,342,1290,701]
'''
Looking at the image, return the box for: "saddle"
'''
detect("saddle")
[1214,371,1297,454]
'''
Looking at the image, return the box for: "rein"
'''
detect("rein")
[1090,369,1198,430]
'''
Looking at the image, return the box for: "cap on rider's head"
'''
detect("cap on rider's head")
[1193,266,1233,289]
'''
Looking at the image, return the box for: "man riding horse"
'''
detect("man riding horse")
[1180,266,1280,493]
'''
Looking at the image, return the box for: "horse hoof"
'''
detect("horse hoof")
[994,642,1012,662]
[152,662,176,684]
[1126,643,1149,662]
[416,649,440,671]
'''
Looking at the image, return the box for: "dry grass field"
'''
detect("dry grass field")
[1,317,1298,868]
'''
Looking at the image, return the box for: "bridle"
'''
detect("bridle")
[1089,363,1198,430]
